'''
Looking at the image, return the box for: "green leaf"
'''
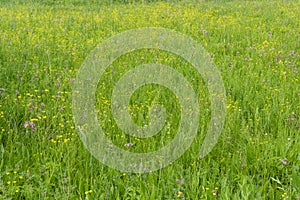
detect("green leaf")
[292,170,300,190]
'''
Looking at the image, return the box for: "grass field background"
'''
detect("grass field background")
[0,0,299,199]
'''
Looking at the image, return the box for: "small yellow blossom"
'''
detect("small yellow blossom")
[64,138,70,143]
[85,190,93,195]
[262,40,269,46]
[177,191,183,197]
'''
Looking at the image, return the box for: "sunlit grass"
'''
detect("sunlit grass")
[0,0,299,199]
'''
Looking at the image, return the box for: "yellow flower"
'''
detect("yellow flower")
[177,191,183,197]
[64,138,70,143]
[262,40,269,46]
[85,190,93,195]
[282,192,287,197]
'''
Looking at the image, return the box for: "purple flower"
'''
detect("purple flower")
[0,88,5,91]
[290,50,295,56]
[280,158,288,165]
[124,143,134,147]
[176,179,184,184]
[212,190,217,193]
[24,121,29,128]
[24,121,37,132]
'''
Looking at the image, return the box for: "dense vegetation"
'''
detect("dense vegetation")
[0,0,299,199]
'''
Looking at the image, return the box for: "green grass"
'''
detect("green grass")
[0,0,299,199]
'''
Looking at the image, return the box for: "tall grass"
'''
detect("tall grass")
[0,0,299,199]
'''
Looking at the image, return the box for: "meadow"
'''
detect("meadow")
[0,0,299,199]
